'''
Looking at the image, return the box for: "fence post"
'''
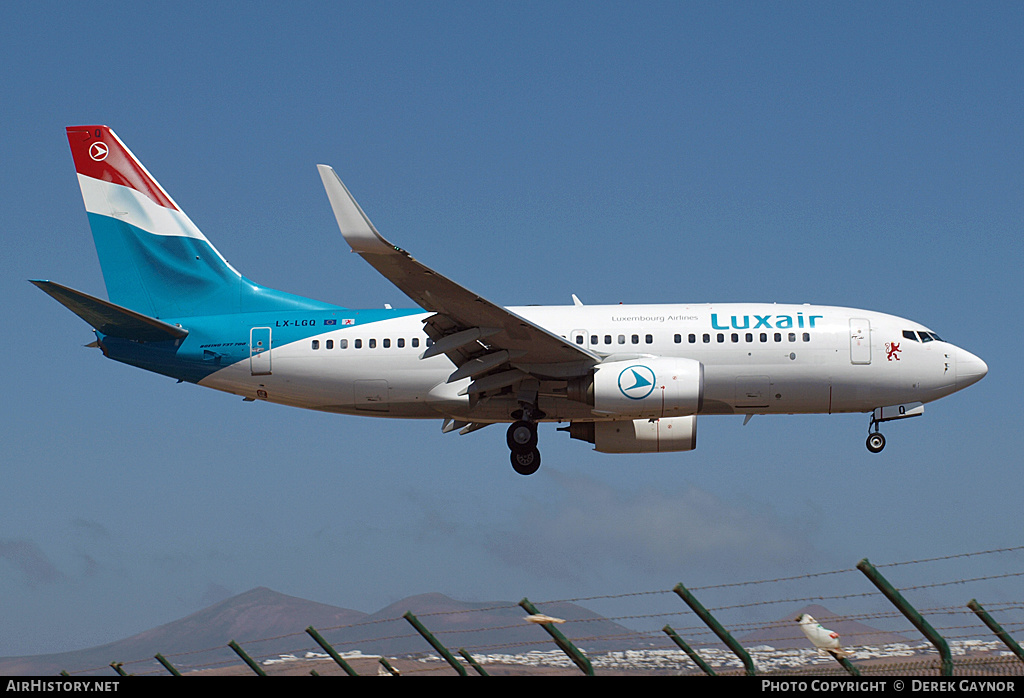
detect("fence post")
[672,583,757,675]
[228,640,267,676]
[403,611,468,676]
[379,657,400,675]
[109,662,128,676]
[967,599,1024,663]
[856,558,953,676]
[305,626,359,676]
[833,654,862,677]
[154,653,181,676]
[458,648,490,676]
[518,598,594,675]
[662,625,717,675]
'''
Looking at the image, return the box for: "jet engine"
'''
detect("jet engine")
[565,416,698,453]
[567,357,704,419]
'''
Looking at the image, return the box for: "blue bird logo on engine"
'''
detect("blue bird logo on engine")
[618,365,656,400]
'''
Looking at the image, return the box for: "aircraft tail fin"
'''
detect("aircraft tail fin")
[31,280,188,343]
[66,126,337,318]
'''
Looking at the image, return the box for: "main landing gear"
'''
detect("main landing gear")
[508,420,540,475]
[507,405,544,475]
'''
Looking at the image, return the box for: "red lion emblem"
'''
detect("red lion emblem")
[886,342,901,361]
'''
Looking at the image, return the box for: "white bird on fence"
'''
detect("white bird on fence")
[796,614,852,658]
[526,614,565,625]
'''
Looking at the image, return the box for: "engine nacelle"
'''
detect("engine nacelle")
[585,357,704,419]
[566,416,698,453]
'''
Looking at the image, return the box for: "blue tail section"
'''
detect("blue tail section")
[67,125,339,319]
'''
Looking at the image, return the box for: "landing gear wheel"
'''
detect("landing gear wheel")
[507,420,538,451]
[511,447,541,475]
[866,432,886,453]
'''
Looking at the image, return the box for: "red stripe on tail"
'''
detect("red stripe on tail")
[66,126,179,211]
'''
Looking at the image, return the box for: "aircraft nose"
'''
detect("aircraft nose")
[956,348,988,390]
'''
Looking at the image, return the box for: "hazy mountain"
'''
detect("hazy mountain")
[0,588,642,675]
[0,587,366,676]
[316,591,649,658]
[0,591,904,676]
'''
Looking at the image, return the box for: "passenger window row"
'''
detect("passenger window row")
[676,332,811,344]
[311,337,434,350]
[571,332,813,346]
[575,334,655,346]
[323,330,815,351]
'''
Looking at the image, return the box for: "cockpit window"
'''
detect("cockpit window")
[906,329,944,343]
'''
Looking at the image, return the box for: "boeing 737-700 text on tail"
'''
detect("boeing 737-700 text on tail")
[35,126,988,474]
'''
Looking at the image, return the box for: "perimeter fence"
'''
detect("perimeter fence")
[60,546,1023,677]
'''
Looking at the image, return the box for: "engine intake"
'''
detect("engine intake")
[571,357,704,419]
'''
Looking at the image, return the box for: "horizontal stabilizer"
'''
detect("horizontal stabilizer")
[31,280,188,342]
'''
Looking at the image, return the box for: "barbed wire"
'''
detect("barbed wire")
[692,567,857,591]
[877,545,1024,568]
[543,588,676,605]
[707,591,881,612]
[899,570,1024,591]
[54,544,1024,677]
[413,601,523,618]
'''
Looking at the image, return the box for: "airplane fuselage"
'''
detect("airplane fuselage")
[97,302,982,423]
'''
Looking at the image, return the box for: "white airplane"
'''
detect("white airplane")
[35,126,988,475]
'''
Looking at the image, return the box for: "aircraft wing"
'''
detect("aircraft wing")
[317,166,599,388]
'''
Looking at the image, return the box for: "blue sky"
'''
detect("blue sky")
[2,2,1021,657]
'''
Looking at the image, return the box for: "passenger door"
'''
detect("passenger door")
[250,327,272,375]
[849,318,871,365]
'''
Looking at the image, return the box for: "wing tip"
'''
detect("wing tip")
[317,166,396,255]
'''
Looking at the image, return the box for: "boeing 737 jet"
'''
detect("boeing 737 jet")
[35,126,988,474]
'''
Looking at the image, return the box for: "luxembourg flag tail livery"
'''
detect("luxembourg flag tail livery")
[56,126,335,320]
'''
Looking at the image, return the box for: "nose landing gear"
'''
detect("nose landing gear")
[865,402,924,453]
